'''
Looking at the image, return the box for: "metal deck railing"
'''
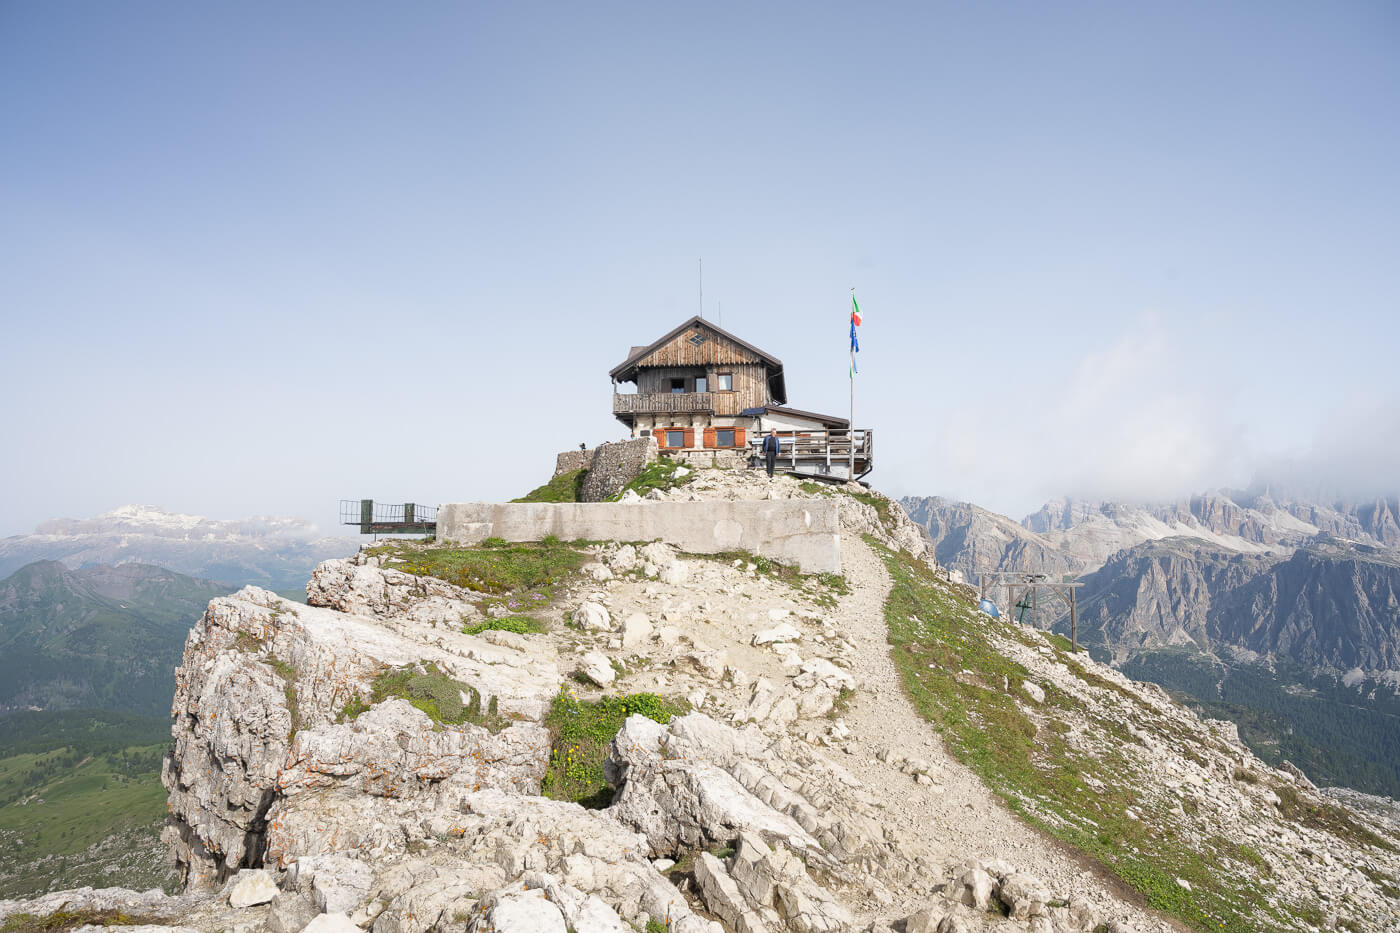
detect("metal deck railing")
[340,499,437,535]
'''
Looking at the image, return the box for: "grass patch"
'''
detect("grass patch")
[371,538,587,603]
[512,468,587,503]
[463,616,547,636]
[611,458,693,500]
[1272,781,1394,852]
[0,911,156,932]
[1044,632,1083,654]
[842,488,896,534]
[265,658,300,735]
[541,690,687,808]
[341,663,506,732]
[869,537,1299,933]
[798,481,834,497]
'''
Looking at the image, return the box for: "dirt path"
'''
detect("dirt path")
[828,534,1176,931]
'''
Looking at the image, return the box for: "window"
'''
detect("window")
[716,428,735,447]
[716,374,732,391]
[666,429,685,448]
[695,376,707,393]
[670,378,685,394]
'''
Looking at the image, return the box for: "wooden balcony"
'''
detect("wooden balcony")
[613,392,714,415]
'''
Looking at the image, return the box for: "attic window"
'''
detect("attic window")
[688,333,707,346]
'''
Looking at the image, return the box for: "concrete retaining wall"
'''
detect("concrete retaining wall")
[436,499,841,574]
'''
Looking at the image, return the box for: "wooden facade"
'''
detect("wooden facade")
[610,318,787,441]
[609,316,866,478]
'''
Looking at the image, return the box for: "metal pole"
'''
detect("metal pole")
[1070,587,1078,651]
[848,365,855,481]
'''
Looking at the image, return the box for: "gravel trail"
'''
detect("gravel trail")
[829,534,1177,931]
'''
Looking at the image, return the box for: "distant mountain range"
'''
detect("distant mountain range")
[900,488,1400,796]
[0,561,232,716]
[900,490,1400,674]
[0,505,360,718]
[903,490,1400,582]
[0,505,357,593]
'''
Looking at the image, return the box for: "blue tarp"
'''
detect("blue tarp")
[978,598,1000,619]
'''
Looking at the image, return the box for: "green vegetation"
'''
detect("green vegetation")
[798,481,834,497]
[611,457,693,500]
[512,468,588,503]
[341,663,506,731]
[1122,649,1400,799]
[371,538,587,606]
[870,537,1316,933]
[541,690,686,808]
[0,910,156,932]
[0,561,231,718]
[842,487,896,534]
[1043,632,1083,654]
[0,710,174,899]
[463,616,547,636]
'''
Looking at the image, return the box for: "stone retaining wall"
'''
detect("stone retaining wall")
[578,437,658,502]
[436,499,841,573]
[553,450,591,477]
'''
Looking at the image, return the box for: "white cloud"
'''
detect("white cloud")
[915,315,1255,517]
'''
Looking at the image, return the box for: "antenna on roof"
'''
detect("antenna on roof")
[699,258,703,320]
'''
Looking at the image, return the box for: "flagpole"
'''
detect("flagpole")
[849,289,856,482]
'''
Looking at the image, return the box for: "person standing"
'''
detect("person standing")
[761,429,780,478]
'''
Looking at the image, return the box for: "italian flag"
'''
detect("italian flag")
[850,294,863,326]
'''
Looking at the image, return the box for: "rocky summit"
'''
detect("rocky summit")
[2,471,1397,933]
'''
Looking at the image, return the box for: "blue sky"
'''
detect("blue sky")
[2,1,1397,536]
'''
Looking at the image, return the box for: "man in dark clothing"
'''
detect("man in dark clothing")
[761,429,780,478]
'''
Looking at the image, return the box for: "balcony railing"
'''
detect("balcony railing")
[613,392,714,415]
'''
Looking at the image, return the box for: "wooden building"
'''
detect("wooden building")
[610,316,872,479]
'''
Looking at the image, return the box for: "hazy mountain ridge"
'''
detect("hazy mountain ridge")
[1068,537,1400,671]
[0,505,357,592]
[0,560,233,716]
[898,496,1084,581]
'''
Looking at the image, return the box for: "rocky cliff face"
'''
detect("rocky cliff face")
[1211,542,1400,671]
[1071,540,1278,662]
[4,474,1398,933]
[1074,538,1400,672]
[899,496,1084,580]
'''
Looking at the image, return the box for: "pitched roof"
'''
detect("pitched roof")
[609,316,783,378]
[744,405,849,429]
[610,316,786,405]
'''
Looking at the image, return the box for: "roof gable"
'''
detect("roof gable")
[610,316,782,379]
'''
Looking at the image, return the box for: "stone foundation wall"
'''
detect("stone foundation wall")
[578,437,658,502]
[436,499,841,573]
[670,449,751,471]
[553,450,591,477]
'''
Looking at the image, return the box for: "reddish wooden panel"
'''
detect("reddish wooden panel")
[703,427,717,449]
[734,427,747,448]
[683,427,695,449]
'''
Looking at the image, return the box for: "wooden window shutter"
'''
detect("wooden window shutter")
[703,427,716,449]
[683,427,695,449]
[734,427,746,448]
